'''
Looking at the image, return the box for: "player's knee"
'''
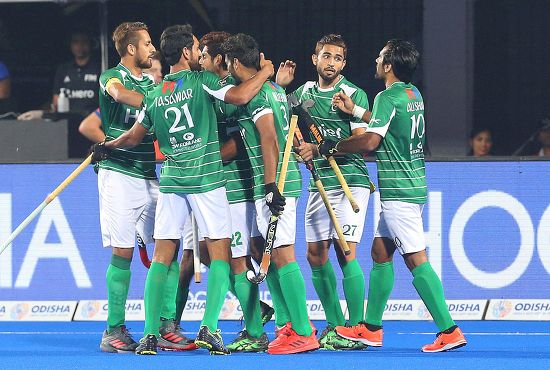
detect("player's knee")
[306,246,328,266]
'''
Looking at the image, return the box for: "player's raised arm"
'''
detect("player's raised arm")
[223,53,274,105]
[275,60,296,88]
[332,91,372,123]
[104,78,144,108]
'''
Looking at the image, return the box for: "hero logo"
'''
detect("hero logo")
[492,300,512,318]
[81,301,100,318]
[182,132,194,141]
[10,303,29,320]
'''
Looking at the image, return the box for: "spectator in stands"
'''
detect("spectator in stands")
[468,128,493,156]
[18,29,100,120]
[79,52,165,160]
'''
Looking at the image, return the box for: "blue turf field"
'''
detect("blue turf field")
[1,320,549,369]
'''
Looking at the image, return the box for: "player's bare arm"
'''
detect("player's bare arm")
[79,111,106,143]
[224,53,274,105]
[220,135,238,162]
[105,122,148,149]
[332,91,372,122]
[319,131,382,155]
[275,60,296,88]
[106,79,144,108]
[255,113,279,184]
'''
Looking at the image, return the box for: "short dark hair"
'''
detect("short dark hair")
[200,31,231,69]
[221,33,260,69]
[314,34,347,59]
[112,22,148,57]
[160,24,194,66]
[382,39,419,83]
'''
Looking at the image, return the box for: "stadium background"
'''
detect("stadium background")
[0,0,549,323]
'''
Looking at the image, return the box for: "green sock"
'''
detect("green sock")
[143,262,169,336]
[412,262,455,331]
[311,260,345,327]
[106,254,132,332]
[342,259,366,325]
[201,259,230,332]
[266,263,291,327]
[228,272,237,296]
[365,261,394,326]
[234,272,264,338]
[278,262,312,336]
[160,259,180,321]
[175,285,189,325]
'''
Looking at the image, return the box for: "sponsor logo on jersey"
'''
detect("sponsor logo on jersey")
[405,88,416,100]
[84,74,97,82]
[162,79,184,94]
[63,75,71,83]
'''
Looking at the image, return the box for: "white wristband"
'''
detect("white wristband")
[352,105,367,120]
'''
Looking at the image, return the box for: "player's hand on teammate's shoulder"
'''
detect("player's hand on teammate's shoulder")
[296,142,318,162]
[259,53,275,78]
[275,60,296,88]
[332,91,355,115]
[89,140,112,164]
[264,182,286,216]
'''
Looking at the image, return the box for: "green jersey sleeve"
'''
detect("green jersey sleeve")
[367,91,395,138]
[200,70,234,101]
[138,96,153,131]
[247,90,272,123]
[349,88,370,129]
[99,68,123,98]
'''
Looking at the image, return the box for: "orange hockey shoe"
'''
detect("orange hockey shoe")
[421,326,467,353]
[335,322,383,347]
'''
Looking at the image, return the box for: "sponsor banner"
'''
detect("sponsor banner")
[486,299,550,320]
[381,299,487,320]
[305,300,348,321]
[0,301,76,321]
[75,300,144,321]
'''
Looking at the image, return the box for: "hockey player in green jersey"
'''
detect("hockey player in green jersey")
[320,39,467,353]
[93,24,274,355]
[276,34,371,350]
[221,33,319,355]
[94,21,191,353]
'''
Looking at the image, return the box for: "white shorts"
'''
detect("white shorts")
[305,187,370,243]
[154,186,231,241]
[181,213,204,251]
[255,197,297,249]
[374,200,426,255]
[98,169,158,248]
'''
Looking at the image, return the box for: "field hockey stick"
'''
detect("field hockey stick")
[246,114,298,284]
[292,98,360,213]
[0,155,93,256]
[191,213,201,283]
[294,128,351,255]
[137,233,151,268]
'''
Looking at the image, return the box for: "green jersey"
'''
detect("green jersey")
[238,81,302,199]
[139,69,233,194]
[216,75,254,203]
[98,63,157,179]
[293,76,371,192]
[367,81,427,203]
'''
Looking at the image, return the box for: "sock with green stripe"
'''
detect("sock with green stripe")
[311,260,345,327]
[365,261,394,327]
[342,259,366,325]
[266,263,291,327]
[143,262,169,336]
[201,259,230,332]
[278,262,312,336]
[412,262,455,331]
[234,272,264,338]
[106,254,132,332]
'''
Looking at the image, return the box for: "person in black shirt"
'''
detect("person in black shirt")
[18,30,100,119]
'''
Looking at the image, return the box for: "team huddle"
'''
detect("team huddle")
[87,21,467,356]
